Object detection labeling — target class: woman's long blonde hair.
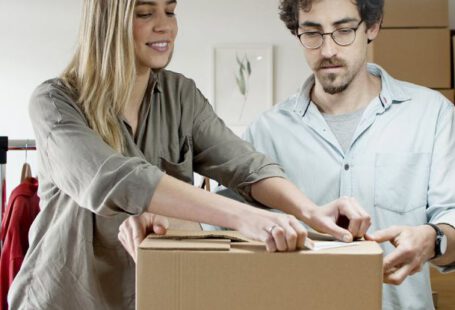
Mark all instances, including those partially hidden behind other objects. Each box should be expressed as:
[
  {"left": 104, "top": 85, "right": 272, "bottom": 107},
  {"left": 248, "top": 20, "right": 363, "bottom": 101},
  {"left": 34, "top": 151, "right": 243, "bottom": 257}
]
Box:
[{"left": 61, "top": 0, "right": 137, "bottom": 153}]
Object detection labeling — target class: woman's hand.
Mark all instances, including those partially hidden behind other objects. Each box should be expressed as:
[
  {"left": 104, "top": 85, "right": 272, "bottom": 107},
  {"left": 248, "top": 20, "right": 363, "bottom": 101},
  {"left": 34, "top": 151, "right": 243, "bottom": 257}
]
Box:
[
  {"left": 237, "top": 210, "right": 313, "bottom": 252},
  {"left": 308, "top": 196, "right": 371, "bottom": 242},
  {"left": 118, "top": 212, "right": 169, "bottom": 262}
]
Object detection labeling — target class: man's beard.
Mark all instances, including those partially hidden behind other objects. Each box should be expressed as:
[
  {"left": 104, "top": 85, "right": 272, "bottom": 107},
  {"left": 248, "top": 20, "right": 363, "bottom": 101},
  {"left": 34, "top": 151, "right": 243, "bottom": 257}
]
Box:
[{"left": 316, "top": 57, "right": 354, "bottom": 95}]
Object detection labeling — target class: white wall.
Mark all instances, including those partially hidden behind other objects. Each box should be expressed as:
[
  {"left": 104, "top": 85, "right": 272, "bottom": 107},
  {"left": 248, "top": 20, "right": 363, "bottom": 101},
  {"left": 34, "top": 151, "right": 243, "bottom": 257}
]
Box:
[
  {"left": 0, "top": 1, "right": 82, "bottom": 201},
  {"left": 0, "top": 0, "right": 454, "bottom": 200}
]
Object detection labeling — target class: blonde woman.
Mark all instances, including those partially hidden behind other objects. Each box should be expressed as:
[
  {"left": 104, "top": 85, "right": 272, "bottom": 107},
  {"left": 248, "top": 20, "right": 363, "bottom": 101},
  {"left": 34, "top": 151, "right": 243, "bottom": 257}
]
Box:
[{"left": 8, "top": 0, "right": 370, "bottom": 308}]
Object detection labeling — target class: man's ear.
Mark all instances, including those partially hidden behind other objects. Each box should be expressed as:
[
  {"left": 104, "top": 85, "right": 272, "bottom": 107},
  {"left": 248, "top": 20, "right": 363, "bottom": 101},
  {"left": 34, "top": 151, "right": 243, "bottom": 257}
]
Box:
[{"left": 366, "top": 21, "right": 381, "bottom": 43}]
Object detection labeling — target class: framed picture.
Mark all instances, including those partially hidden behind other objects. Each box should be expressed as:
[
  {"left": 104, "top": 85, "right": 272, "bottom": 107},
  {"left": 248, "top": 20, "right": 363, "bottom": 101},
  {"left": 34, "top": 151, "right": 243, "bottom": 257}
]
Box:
[{"left": 213, "top": 44, "right": 273, "bottom": 129}]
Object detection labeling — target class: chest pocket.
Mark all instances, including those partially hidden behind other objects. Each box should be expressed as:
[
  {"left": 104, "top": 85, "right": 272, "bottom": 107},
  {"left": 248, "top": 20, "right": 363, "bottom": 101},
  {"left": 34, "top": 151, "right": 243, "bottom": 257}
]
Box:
[
  {"left": 374, "top": 152, "right": 430, "bottom": 213},
  {"left": 160, "top": 136, "right": 194, "bottom": 184}
]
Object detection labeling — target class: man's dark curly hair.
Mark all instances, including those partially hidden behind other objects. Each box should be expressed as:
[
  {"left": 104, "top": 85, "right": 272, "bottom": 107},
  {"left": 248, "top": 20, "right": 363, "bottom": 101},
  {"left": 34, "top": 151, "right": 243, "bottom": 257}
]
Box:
[{"left": 279, "top": 0, "right": 384, "bottom": 35}]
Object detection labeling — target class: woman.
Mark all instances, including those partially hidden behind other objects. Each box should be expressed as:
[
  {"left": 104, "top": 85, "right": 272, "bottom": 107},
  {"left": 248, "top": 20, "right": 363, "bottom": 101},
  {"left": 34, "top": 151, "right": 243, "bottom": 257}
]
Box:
[{"left": 8, "top": 0, "right": 370, "bottom": 309}]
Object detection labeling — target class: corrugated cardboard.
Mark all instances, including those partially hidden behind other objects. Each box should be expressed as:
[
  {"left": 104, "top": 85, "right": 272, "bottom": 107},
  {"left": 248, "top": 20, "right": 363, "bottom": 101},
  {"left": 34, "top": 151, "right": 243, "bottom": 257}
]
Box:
[
  {"left": 431, "top": 267, "right": 455, "bottom": 309},
  {"left": 452, "top": 35, "right": 454, "bottom": 89},
  {"left": 137, "top": 230, "right": 383, "bottom": 310},
  {"left": 382, "top": 0, "right": 448, "bottom": 28},
  {"left": 370, "top": 29, "right": 451, "bottom": 88},
  {"left": 436, "top": 89, "right": 454, "bottom": 103}
]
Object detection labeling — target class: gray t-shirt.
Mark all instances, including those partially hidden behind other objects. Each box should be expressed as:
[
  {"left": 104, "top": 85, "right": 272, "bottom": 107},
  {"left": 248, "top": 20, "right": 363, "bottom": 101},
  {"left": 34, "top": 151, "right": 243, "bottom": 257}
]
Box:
[
  {"left": 8, "top": 70, "right": 286, "bottom": 310},
  {"left": 322, "top": 107, "right": 366, "bottom": 153}
]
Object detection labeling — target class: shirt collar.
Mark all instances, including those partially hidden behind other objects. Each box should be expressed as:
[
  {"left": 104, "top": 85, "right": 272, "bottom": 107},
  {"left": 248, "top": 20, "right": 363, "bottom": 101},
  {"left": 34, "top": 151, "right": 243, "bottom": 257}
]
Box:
[{"left": 293, "top": 63, "right": 412, "bottom": 117}]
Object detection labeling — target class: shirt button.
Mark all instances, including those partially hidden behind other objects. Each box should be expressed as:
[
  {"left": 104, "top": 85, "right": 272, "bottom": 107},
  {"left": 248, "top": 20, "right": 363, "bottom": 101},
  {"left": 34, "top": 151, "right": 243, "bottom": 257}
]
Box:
[{"left": 344, "top": 164, "right": 350, "bottom": 171}]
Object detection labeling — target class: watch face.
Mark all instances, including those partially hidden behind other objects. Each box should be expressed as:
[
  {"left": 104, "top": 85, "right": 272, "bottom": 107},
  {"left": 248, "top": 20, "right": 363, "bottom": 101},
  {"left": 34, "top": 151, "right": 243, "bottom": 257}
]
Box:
[{"left": 440, "top": 235, "right": 448, "bottom": 255}]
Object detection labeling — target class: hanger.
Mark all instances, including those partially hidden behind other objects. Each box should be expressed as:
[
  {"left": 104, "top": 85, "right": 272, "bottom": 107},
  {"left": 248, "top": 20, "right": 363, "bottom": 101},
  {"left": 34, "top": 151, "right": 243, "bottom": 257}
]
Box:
[{"left": 20, "top": 141, "right": 32, "bottom": 182}]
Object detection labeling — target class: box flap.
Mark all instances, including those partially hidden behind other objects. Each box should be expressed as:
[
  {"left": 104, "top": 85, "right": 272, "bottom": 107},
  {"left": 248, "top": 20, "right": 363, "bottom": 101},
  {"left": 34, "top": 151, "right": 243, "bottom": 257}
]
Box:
[
  {"left": 141, "top": 238, "right": 231, "bottom": 251},
  {"left": 145, "top": 230, "right": 251, "bottom": 242},
  {"left": 141, "top": 230, "right": 320, "bottom": 251}
]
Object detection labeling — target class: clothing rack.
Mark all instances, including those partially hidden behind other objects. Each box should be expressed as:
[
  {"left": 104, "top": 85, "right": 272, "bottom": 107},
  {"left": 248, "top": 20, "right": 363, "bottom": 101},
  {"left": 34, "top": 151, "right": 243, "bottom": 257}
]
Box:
[{"left": 0, "top": 137, "right": 36, "bottom": 226}]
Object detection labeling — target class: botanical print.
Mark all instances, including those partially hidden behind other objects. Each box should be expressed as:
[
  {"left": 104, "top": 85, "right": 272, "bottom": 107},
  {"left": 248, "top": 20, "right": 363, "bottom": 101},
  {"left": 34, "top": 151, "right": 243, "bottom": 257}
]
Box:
[{"left": 214, "top": 45, "right": 273, "bottom": 131}]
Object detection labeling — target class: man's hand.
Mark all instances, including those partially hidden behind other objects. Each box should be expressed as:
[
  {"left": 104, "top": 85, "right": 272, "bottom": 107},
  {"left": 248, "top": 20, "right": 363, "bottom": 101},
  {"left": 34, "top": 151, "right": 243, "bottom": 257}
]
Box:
[
  {"left": 365, "top": 225, "right": 436, "bottom": 285},
  {"left": 118, "top": 212, "right": 169, "bottom": 262},
  {"left": 308, "top": 197, "right": 371, "bottom": 242}
]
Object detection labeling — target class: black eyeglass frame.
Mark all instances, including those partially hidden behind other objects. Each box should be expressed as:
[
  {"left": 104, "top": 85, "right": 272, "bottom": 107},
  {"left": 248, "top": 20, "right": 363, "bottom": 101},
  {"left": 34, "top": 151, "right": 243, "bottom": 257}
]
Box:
[{"left": 297, "top": 20, "right": 364, "bottom": 49}]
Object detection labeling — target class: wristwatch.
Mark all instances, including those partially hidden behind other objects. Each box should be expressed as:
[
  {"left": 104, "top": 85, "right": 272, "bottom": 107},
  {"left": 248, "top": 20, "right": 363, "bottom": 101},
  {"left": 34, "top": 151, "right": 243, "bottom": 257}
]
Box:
[{"left": 426, "top": 223, "right": 448, "bottom": 260}]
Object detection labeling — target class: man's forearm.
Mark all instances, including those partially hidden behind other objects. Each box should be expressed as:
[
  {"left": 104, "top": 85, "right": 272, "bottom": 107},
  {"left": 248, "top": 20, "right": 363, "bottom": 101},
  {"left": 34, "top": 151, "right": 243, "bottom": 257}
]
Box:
[{"left": 250, "top": 177, "right": 316, "bottom": 221}]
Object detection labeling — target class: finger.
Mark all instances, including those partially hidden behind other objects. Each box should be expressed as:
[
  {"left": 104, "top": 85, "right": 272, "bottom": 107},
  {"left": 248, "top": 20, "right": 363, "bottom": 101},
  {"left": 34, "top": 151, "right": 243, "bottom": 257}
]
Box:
[
  {"left": 118, "top": 230, "right": 127, "bottom": 251},
  {"left": 271, "top": 226, "right": 288, "bottom": 252},
  {"left": 368, "top": 226, "right": 402, "bottom": 243},
  {"left": 118, "top": 229, "right": 136, "bottom": 262},
  {"left": 358, "top": 219, "right": 371, "bottom": 239},
  {"left": 384, "top": 262, "right": 415, "bottom": 285},
  {"left": 265, "top": 233, "right": 277, "bottom": 253},
  {"left": 348, "top": 217, "right": 362, "bottom": 239},
  {"left": 121, "top": 220, "right": 137, "bottom": 259},
  {"left": 321, "top": 219, "right": 353, "bottom": 242},
  {"left": 131, "top": 221, "right": 145, "bottom": 252},
  {"left": 383, "top": 248, "right": 410, "bottom": 274},
  {"left": 338, "top": 199, "right": 363, "bottom": 237},
  {"left": 289, "top": 219, "right": 310, "bottom": 250},
  {"left": 281, "top": 222, "right": 297, "bottom": 251},
  {"left": 153, "top": 215, "right": 169, "bottom": 235},
  {"left": 153, "top": 225, "right": 167, "bottom": 235},
  {"left": 149, "top": 214, "right": 169, "bottom": 229},
  {"left": 349, "top": 198, "right": 371, "bottom": 237},
  {"left": 408, "top": 264, "right": 423, "bottom": 276},
  {"left": 159, "top": 216, "right": 170, "bottom": 229},
  {"left": 364, "top": 232, "right": 375, "bottom": 241}
]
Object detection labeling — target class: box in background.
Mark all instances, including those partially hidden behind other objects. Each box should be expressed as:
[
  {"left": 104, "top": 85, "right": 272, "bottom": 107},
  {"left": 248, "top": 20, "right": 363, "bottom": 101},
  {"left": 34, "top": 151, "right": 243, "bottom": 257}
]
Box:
[
  {"left": 369, "top": 28, "right": 451, "bottom": 89},
  {"left": 137, "top": 230, "right": 383, "bottom": 310},
  {"left": 436, "top": 89, "right": 454, "bottom": 103},
  {"left": 382, "top": 0, "right": 448, "bottom": 28},
  {"left": 430, "top": 266, "right": 455, "bottom": 310},
  {"left": 452, "top": 34, "right": 454, "bottom": 89}
]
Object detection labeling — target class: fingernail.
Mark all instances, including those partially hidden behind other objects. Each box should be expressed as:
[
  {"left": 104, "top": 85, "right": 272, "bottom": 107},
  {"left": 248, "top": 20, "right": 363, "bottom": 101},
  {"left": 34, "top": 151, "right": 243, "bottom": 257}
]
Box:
[{"left": 343, "top": 235, "right": 352, "bottom": 242}]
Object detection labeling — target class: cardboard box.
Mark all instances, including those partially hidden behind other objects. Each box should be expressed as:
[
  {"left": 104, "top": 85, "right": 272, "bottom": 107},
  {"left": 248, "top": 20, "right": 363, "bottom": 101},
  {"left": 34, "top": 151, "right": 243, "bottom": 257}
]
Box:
[
  {"left": 431, "top": 267, "right": 455, "bottom": 309},
  {"left": 436, "top": 89, "right": 454, "bottom": 103},
  {"left": 370, "top": 29, "right": 451, "bottom": 89},
  {"left": 382, "top": 0, "right": 448, "bottom": 28},
  {"left": 137, "top": 230, "right": 383, "bottom": 310},
  {"left": 452, "top": 35, "right": 454, "bottom": 89}
]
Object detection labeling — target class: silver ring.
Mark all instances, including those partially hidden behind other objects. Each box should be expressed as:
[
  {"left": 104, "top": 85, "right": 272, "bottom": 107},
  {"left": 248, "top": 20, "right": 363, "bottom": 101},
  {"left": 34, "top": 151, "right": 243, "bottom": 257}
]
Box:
[{"left": 267, "top": 224, "right": 277, "bottom": 234}]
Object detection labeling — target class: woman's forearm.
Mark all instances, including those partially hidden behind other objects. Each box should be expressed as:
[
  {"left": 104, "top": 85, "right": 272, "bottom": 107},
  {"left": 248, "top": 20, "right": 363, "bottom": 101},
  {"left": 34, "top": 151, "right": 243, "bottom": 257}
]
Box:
[
  {"left": 148, "top": 174, "right": 260, "bottom": 230},
  {"left": 250, "top": 177, "right": 317, "bottom": 221}
]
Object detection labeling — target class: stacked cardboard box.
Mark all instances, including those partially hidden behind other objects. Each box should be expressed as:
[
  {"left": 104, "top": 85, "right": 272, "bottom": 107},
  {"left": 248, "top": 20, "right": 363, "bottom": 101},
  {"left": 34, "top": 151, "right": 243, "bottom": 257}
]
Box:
[{"left": 369, "top": 0, "right": 454, "bottom": 103}]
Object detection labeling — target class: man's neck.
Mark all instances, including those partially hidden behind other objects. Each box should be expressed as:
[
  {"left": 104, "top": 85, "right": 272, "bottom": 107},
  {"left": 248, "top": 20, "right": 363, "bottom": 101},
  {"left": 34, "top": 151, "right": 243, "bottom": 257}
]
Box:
[{"left": 311, "top": 67, "right": 381, "bottom": 115}]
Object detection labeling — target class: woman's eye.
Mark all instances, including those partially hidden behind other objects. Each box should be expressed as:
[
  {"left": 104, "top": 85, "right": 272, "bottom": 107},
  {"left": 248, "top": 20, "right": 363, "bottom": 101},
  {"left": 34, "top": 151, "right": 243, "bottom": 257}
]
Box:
[
  {"left": 136, "top": 12, "right": 153, "bottom": 18},
  {"left": 166, "top": 11, "right": 175, "bottom": 16}
]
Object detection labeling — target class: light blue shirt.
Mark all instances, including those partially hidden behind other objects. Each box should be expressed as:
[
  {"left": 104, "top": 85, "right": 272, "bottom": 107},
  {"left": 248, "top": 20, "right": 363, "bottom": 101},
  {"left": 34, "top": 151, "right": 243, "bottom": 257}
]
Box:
[{"left": 244, "top": 64, "right": 455, "bottom": 310}]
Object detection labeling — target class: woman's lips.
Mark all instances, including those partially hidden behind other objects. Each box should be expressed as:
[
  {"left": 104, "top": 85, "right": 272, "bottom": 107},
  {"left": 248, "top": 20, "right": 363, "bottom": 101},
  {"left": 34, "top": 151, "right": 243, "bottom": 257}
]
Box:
[{"left": 146, "top": 41, "right": 170, "bottom": 52}]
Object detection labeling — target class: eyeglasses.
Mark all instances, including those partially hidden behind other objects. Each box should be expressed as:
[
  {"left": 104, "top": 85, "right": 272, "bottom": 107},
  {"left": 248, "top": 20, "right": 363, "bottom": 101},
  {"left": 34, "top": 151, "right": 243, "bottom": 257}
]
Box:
[{"left": 297, "top": 20, "right": 364, "bottom": 49}]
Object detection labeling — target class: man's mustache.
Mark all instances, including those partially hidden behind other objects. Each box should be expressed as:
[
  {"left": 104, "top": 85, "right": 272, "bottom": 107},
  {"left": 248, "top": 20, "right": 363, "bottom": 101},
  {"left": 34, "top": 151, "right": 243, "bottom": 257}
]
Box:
[{"left": 318, "top": 58, "right": 346, "bottom": 69}]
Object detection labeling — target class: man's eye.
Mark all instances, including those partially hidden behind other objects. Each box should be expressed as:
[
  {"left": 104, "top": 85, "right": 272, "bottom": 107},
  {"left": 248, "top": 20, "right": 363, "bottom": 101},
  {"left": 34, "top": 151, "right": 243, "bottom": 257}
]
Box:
[
  {"left": 337, "top": 29, "right": 352, "bottom": 34},
  {"left": 166, "top": 11, "right": 175, "bottom": 16},
  {"left": 304, "top": 32, "right": 321, "bottom": 37}
]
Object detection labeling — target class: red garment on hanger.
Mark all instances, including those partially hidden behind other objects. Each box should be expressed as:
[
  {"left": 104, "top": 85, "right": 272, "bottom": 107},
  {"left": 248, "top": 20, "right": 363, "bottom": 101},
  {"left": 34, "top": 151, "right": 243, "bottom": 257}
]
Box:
[{"left": 0, "top": 178, "right": 39, "bottom": 310}]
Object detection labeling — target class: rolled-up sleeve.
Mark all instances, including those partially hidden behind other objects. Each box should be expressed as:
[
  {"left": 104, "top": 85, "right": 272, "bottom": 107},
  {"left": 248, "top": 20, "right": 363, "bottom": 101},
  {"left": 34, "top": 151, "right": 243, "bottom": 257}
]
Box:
[
  {"left": 427, "top": 100, "right": 455, "bottom": 271},
  {"left": 30, "top": 81, "right": 164, "bottom": 217},
  {"left": 188, "top": 84, "right": 286, "bottom": 201}
]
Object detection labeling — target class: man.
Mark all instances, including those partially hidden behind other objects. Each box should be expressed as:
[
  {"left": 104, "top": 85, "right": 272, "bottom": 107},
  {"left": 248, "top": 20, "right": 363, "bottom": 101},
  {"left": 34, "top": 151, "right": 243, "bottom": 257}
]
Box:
[{"left": 244, "top": 0, "right": 455, "bottom": 309}]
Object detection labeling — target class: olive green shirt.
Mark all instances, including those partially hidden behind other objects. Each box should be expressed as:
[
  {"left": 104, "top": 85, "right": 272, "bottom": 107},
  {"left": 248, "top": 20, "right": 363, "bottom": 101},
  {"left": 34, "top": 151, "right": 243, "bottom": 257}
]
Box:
[{"left": 8, "top": 70, "right": 285, "bottom": 310}]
